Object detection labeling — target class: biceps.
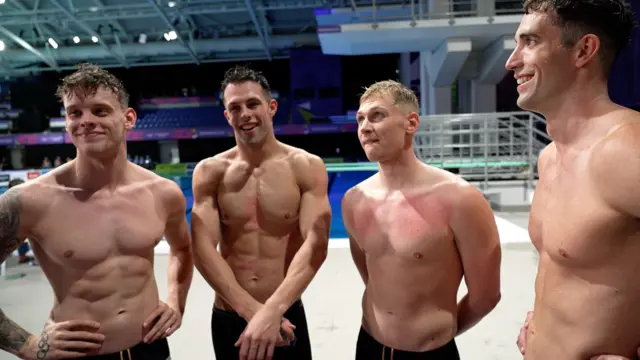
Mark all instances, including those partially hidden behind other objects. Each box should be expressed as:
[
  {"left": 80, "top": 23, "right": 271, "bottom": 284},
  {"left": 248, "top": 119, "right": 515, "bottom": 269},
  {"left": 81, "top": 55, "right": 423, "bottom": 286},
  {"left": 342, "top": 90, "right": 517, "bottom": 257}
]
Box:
[
  {"left": 190, "top": 202, "right": 223, "bottom": 246},
  {"left": 0, "top": 191, "right": 26, "bottom": 262}
]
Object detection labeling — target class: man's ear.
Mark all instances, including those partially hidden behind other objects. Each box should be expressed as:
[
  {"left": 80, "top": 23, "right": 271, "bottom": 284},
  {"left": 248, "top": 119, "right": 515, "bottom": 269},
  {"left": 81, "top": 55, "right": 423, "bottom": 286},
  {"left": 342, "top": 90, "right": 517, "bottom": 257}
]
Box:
[
  {"left": 406, "top": 111, "right": 420, "bottom": 134},
  {"left": 268, "top": 98, "right": 278, "bottom": 117},
  {"left": 123, "top": 108, "right": 137, "bottom": 130},
  {"left": 574, "top": 33, "right": 600, "bottom": 69}
]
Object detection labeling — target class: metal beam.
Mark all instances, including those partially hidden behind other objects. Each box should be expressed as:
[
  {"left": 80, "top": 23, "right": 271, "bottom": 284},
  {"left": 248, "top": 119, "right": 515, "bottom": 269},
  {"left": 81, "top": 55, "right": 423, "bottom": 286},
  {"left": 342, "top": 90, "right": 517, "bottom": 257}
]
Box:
[
  {"left": 0, "top": 34, "right": 318, "bottom": 63},
  {"left": 0, "top": 55, "right": 291, "bottom": 76},
  {"left": 0, "top": 26, "right": 58, "bottom": 69},
  {"left": 244, "top": 0, "right": 271, "bottom": 60},
  {"left": 92, "top": 0, "right": 130, "bottom": 39},
  {"left": 0, "top": 1, "right": 330, "bottom": 26},
  {"left": 147, "top": 0, "right": 200, "bottom": 65},
  {"left": 48, "top": 0, "right": 129, "bottom": 67}
]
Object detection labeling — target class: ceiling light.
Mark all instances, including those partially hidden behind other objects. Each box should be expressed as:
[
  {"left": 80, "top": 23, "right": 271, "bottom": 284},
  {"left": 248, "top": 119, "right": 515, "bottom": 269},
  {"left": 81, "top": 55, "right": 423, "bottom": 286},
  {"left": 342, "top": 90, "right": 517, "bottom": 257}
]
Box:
[
  {"left": 0, "top": 41, "right": 5, "bottom": 51},
  {"left": 91, "top": 36, "right": 98, "bottom": 43},
  {"left": 73, "top": 36, "right": 80, "bottom": 44},
  {"left": 48, "top": 38, "right": 58, "bottom": 49}
]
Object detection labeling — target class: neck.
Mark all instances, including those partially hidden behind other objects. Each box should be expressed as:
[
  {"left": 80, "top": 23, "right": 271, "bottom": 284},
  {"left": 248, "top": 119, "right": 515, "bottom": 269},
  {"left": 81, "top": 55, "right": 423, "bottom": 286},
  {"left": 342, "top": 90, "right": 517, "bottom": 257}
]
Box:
[
  {"left": 377, "top": 148, "right": 421, "bottom": 190},
  {"left": 74, "top": 147, "right": 129, "bottom": 192},
  {"left": 237, "top": 133, "right": 279, "bottom": 165},
  {"left": 541, "top": 75, "right": 614, "bottom": 146}
]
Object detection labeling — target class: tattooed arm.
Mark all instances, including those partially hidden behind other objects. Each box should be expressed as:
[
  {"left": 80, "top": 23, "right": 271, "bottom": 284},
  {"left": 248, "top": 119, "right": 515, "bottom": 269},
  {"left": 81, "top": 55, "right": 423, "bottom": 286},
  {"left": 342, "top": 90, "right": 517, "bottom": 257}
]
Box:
[
  {"left": 0, "top": 309, "right": 32, "bottom": 358},
  {"left": 0, "top": 186, "right": 24, "bottom": 264},
  {"left": 0, "top": 185, "right": 40, "bottom": 359}
]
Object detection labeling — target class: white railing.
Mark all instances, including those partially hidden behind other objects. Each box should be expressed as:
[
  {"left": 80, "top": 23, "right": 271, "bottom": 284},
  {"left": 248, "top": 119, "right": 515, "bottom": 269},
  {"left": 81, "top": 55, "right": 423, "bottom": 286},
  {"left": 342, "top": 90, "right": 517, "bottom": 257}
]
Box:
[{"left": 413, "top": 111, "right": 550, "bottom": 190}]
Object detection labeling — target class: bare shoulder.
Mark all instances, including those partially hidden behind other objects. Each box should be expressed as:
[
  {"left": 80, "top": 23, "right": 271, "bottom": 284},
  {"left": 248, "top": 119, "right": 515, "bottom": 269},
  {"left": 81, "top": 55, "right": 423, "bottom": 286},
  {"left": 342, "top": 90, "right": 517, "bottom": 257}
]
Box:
[
  {"left": 342, "top": 173, "right": 378, "bottom": 210},
  {"left": 537, "top": 142, "right": 556, "bottom": 171},
  {"left": 285, "top": 145, "right": 326, "bottom": 173},
  {"left": 193, "top": 150, "right": 234, "bottom": 180},
  {"left": 590, "top": 113, "right": 640, "bottom": 212}
]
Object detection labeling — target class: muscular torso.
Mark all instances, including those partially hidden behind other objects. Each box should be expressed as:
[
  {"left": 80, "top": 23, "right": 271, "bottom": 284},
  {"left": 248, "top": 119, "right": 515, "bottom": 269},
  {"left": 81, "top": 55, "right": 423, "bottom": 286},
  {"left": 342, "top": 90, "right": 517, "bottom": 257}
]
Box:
[
  {"left": 27, "top": 169, "right": 168, "bottom": 354},
  {"left": 527, "top": 144, "right": 640, "bottom": 360},
  {"left": 347, "top": 174, "right": 462, "bottom": 352},
  {"left": 214, "top": 149, "right": 304, "bottom": 309}
]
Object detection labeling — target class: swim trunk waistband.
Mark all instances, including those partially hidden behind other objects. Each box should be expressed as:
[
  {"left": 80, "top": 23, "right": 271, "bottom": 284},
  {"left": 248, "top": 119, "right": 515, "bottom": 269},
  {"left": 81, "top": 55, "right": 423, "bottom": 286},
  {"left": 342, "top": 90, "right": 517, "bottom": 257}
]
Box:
[
  {"left": 80, "top": 338, "right": 170, "bottom": 360},
  {"left": 355, "top": 326, "right": 460, "bottom": 360}
]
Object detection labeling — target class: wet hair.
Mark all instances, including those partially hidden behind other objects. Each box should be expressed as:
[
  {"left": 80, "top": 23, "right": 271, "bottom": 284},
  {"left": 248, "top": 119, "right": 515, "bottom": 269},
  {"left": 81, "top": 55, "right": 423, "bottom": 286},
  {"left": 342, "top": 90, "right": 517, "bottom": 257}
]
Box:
[
  {"left": 360, "top": 80, "right": 419, "bottom": 113},
  {"left": 8, "top": 178, "right": 24, "bottom": 188},
  {"left": 523, "top": 0, "right": 636, "bottom": 75},
  {"left": 220, "top": 65, "right": 272, "bottom": 103},
  {"left": 56, "top": 63, "right": 129, "bottom": 109}
]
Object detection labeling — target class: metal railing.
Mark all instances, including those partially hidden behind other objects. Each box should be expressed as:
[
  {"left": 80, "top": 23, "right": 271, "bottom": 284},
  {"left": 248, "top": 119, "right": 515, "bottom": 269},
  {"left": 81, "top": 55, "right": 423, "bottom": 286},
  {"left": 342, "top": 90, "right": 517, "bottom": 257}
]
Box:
[
  {"left": 344, "top": 0, "right": 524, "bottom": 23},
  {"left": 413, "top": 111, "right": 550, "bottom": 190}
]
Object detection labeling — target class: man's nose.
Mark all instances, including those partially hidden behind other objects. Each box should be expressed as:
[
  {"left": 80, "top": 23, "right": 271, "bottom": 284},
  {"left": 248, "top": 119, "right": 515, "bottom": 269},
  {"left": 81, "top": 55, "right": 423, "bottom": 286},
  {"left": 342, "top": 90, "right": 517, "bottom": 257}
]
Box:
[{"left": 505, "top": 48, "right": 522, "bottom": 71}]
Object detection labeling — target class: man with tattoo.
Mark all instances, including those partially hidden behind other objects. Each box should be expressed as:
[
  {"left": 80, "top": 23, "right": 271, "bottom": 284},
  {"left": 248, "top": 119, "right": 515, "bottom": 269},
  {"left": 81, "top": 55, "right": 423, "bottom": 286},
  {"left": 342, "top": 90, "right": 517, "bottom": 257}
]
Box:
[{"left": 0, "top": 63, "right": 194, "bottom": 360}]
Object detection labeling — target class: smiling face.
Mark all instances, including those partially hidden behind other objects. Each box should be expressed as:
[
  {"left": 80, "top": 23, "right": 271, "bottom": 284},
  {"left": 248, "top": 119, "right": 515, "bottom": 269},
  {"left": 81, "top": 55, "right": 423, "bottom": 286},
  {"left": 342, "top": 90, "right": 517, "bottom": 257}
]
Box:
[
  {"left": 64, "top": 86, "right": 136, "bottom": 158},
  {"left": 356, "top": 89, "right": 419, "bottom": 163},
  {"left": 505, "top": 12, "right": 579, "bottom": 112},
  {"left": 223, "top": 81, "right": 277, "bottom": 146}
]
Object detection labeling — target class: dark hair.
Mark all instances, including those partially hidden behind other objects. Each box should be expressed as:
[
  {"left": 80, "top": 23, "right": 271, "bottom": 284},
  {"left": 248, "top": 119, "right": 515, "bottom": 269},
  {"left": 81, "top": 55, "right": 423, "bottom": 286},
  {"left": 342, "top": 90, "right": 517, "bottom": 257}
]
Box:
[
  {"left": 56, "top": 63, "right": 129, "bottom": 109},
  {"left": 220, "top": 65, "right": 272, "bottom": 103},
  {"left": 8, "top": 178, "right": 24, "bottom": 188},
  {"left": 524, "top": 0, "right": 636, "bottom": 75}
]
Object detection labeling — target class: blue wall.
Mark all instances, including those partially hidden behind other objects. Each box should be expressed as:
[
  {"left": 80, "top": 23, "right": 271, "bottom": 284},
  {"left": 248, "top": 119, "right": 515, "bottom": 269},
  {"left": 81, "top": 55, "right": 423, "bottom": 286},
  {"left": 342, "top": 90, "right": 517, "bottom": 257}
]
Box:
[
  {"left": 176, "top": 170, "right": 374, "bottom": 240},
  {"left": 608, "top": 0, "right": 640, "bottom": 108}
]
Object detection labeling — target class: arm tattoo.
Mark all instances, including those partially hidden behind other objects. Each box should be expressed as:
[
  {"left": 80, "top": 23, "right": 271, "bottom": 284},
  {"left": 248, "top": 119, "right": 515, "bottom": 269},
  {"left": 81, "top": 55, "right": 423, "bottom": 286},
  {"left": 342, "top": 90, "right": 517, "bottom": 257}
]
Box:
[
  {"left": 0, "top": 188, "right": 22, "bottom": 264},
  {"left": 0, "top": 308, "right": 32, "bottom": 356}
]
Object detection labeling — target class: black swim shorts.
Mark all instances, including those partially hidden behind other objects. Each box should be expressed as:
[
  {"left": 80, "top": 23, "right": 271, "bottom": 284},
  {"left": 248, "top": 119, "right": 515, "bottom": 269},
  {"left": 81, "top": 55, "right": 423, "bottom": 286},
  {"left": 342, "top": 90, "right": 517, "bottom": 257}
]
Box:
[
  {"left": 211, "top": 300, "right": 312, "bottom": 360},
  {"left": 81, "top": 338, "right": 170, "bottom": 359},
  {"left": 355, "top": 326, "right": 460, "bottom": 360}
]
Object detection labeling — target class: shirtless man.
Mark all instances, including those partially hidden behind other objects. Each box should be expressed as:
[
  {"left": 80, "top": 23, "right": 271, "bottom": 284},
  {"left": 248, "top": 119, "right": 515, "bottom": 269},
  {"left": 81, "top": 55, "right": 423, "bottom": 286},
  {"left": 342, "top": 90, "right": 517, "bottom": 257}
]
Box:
[
  {"left": 506, "top": 1, "right": 640, "bottom": 359},
  {"left": 191, "top": 65, "right": 331, "bottom": 360},
  {"left": 0, "top": 63, "right": 193, "bottom": 360},
  {"left": 341, "top": 80, "right": 502, "bottom": 359}
]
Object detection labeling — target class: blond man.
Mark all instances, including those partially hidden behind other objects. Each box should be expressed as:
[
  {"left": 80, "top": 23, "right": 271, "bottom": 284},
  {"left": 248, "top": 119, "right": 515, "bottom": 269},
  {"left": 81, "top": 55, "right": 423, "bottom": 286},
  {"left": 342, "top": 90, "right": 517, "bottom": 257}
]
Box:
[{"left": 341, "top": 80, "right": 502, "bottom": 359}]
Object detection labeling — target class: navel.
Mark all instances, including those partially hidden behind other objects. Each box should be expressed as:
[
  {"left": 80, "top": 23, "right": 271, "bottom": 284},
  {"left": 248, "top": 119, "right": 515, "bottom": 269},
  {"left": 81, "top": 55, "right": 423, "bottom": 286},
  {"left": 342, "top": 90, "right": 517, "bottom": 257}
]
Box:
[{"left": 63, "top": 250, "right": 74, "bottom": 258}]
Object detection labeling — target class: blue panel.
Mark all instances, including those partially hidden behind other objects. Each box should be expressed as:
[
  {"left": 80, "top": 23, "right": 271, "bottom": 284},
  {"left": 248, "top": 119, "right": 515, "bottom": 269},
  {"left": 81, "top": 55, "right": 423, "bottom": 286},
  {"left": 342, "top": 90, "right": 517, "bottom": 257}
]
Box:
[
  {"left": 608, "top": 0, "right": 640, "bottom": 108},
  {"left": 328, "top": 171, "right": 375, "bottom": 239},
  {"left": 290, "top": 48, "right": 343, "bottom": 124}
]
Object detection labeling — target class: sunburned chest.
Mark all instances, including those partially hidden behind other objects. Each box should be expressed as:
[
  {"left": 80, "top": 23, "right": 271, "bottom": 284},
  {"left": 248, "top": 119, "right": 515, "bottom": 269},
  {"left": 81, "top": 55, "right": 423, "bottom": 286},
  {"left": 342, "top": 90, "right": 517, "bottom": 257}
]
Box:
[
  {"left": 530, "top": 163, "right": 625, "bottom": 267},
  {"left": 33, "top": 195, "right": 165, "bottom": 267},
  {"left": 217, "top": 165, "right": 301, "bottom": 226},
  {"left": 351, "top": 195, "right": 452, "bottom": 259}
]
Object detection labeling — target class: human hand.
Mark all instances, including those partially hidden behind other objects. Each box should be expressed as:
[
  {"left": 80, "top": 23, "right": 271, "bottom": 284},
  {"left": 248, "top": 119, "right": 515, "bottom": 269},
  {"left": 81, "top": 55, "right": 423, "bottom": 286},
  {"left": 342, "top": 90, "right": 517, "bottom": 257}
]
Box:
[
  {"left": 589, "top": 347, "right": 640, "bottom": 360},
  {"left": 18, "top": 319, "right": 104, "bottom": 360},
  {"left": 235, "top": 304, "right": 295, "bottom": 360},
  {"left": 142, "top": 301, "right": 182, "bottom": 344},
  {"left": 517, "top": 311, "right": 533, "bottom": 355}
]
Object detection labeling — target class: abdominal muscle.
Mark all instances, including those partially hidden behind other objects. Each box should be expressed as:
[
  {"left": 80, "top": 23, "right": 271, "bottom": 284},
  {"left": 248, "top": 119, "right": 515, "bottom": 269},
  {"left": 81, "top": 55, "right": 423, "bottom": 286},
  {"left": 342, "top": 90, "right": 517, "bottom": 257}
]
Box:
[
  {"left": 48, "top": 256, "right": 159, "bottom": 355},
  {"left": 362, "top": 258, "right": 461, "bottom": 352},
  {"left": 216, "top": 231, "right": 298, "bottom": 309}
]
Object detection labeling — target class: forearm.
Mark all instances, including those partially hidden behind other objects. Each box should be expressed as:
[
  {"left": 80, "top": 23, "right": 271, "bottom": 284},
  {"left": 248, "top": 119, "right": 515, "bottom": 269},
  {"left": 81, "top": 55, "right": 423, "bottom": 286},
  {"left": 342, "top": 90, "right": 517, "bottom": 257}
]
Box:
[
  {"left": 455, "top": 292, "right": 500, "bottom": 336},
  {"left": 265, "top": 240, "right": 327, "bottom": 315},
  {"left": 194, "top": 247, "right": 260, "bottom": 319},
  {"left": 0, "top": 308, "right": 32, "bottom": 358},
  {"left": 166, "top": 245, "right": 194, "bottom": 314}
]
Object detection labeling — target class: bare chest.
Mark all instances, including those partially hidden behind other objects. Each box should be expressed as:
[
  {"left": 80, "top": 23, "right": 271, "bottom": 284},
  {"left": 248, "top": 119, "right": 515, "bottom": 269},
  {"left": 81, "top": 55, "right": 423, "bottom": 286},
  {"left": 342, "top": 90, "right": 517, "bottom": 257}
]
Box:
[
  {"left": 33, "top": 193, "right": 165, "bottom": 268},
  {"left": 218, "top": 165, "right": 301, "bottom": 228},
  {"left": 530, "top": 166, "right": 627, "bottom": 267},
  {"left": 351, "top": 195, "right": 452, "bottom": 260}
]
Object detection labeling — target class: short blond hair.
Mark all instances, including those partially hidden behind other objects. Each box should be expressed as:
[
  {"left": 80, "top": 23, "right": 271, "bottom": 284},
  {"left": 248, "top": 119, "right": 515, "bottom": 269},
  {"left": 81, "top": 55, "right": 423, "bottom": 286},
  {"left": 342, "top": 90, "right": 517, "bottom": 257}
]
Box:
[{"left": 360, "top": 80, "right": 419, "bottom": 113}]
